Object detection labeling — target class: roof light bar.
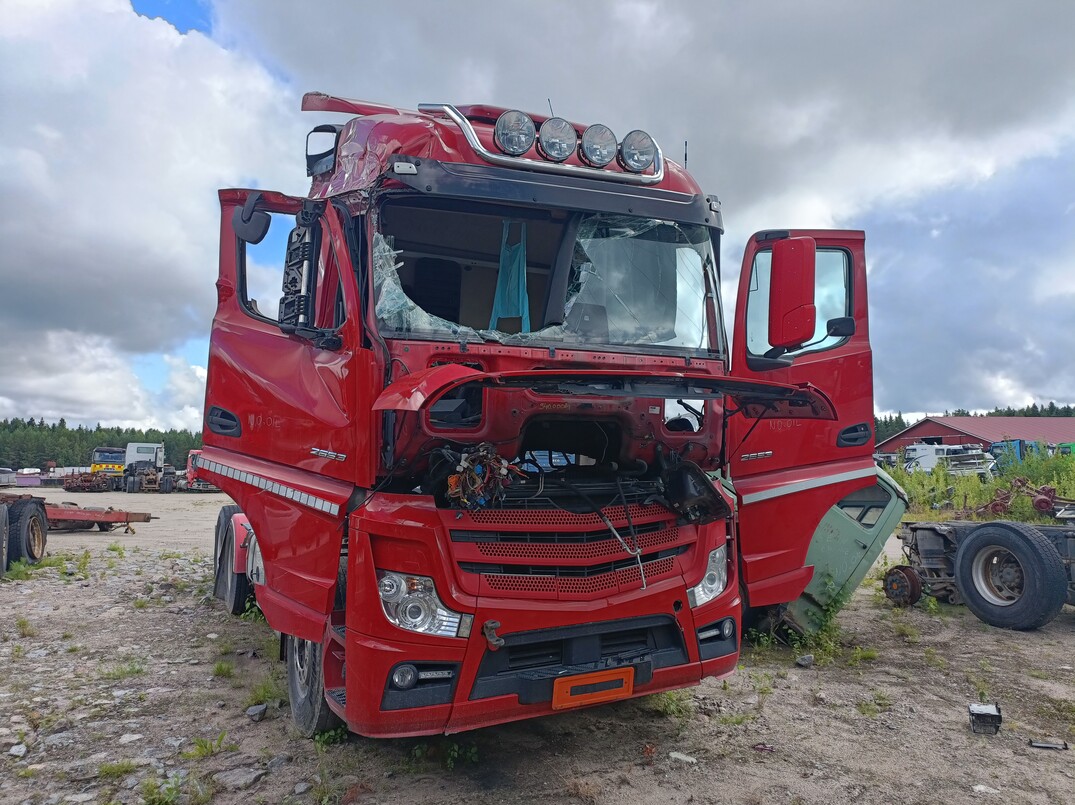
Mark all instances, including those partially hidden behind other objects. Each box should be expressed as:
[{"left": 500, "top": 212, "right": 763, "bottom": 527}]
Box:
[{"left": 418, "top": 103, "right": 664, "bottom": 186}]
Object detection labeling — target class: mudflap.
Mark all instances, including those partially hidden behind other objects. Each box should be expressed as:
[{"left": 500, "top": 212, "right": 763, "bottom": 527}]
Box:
[{"left": 782, "top": 468, "right": 908, "bottom": 633}]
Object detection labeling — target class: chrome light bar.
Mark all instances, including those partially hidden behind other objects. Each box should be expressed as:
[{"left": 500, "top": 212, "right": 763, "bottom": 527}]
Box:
[{"left": 418, "top": 103, "right": 665, "bottom": 186}]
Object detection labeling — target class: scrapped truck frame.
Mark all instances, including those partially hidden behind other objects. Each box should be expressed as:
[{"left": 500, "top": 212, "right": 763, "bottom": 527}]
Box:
[
  {"left": 196, "top": 91, "right": 909, "bottom": 739},
  {"left": 1, "top": 493, "right": 153, "bottom": 577}
]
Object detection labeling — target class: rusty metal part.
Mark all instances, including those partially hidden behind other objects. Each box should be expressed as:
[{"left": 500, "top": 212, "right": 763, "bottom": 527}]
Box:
[
  {"left": 62, "top": 472, "right": 110, "bottom": 493},
  {"left": 883, "top": 565, "right": 923, "bottom": 607}
]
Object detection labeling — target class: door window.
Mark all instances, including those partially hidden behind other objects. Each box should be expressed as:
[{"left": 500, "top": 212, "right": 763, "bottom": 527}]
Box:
[
  {"left": 745, "top": 248, "right": 850, "bottom": 357},
  {"left": 238, "top": 211, "right": 345, "bottom": 328}
]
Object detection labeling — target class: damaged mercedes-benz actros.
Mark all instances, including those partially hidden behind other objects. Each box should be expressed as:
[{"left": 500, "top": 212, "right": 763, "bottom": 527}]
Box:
[{"left": 197, "top": 93, "right": 906, "bottom": 738}]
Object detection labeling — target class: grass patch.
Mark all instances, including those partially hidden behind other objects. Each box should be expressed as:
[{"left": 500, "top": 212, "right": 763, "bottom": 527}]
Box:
[
  {"left": 106, "top": 542, "right": 126, "bottom": 558},
  {"left": 856, "top": 690, "right": 893, "bottom": 718},
  {"left": 212, "top": 661, "right": 234, "bottom": 679},
  {"left": 1027, "top": 669, "right": 1049, "bottom": 680},
  {"left": 244, "top": 672, "right": 287, "bottom": 708},
  {"left": 892, "top": 620, "right": 921, "bottom": 643},
  {"left": 99, "top": 760, "right": 138, "bottom": 778},
  {"left": 133, "top": 598, "right": 149, "bottom": 610},
  {"left": 181, "top": 731, "right": 237, "bottom": 760},
  {"left": 1036, "top": 697, "right": 1075, "bottom": 733},
  {"left": 923, "top": 647, "right": 947, "bottom": 670},
  {"left": 644, "top": 689, "right": 694, "bottom": 722},
  {"left": 847, "top": 646, "right": 879, "bottom": 667},
  {"left": 718, "top": 712, "right": 754, "bottom": 726},
  {"left": 141, "top": 775, "right": 183, "bottom": 805},
  {"left": 406, "top": 736, "right": 477, "bottom": 769},
  {"left": 15, "top": 617, "right": 35, "bottom": 638},
  {"left": 965, "top": 670, "right": 990, "bottom": 702},
  {"left": 101, "top": 660, "right": 146, "bottom": 680},
  {"left": 3, "top": 554, "right": 70, "bottom": 581},
  {"left": 314, "top": 725, "right": 349, "bottom": 751}
]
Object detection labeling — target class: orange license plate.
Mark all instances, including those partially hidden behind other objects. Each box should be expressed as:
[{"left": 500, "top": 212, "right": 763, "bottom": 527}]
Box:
[{"left": 551, "top": 667, "right": 635, "bottom": 710}]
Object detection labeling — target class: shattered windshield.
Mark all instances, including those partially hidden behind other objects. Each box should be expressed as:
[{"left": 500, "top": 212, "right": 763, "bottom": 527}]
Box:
[{"left": 370, "top": 198, "right": 718, "bottom": 355}]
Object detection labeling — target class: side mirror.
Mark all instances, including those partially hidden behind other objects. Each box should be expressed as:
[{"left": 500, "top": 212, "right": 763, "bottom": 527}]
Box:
[
  {"left": 826, "top": 316, "right": 855, "bottom": 337},
  {"left": 232, "top": 193, "right": 270, "bottom": 244},
  {"left": 767, "top": 236, "right": 816, "bottom": 349},
  {"left": 306, "top": 124, "right": 342, "bottom": 177}
]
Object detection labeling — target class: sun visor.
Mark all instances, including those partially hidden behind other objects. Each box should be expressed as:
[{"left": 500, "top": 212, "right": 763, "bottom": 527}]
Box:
[{"left": 373, "top": 366, "right": 836, "bottom": 420}]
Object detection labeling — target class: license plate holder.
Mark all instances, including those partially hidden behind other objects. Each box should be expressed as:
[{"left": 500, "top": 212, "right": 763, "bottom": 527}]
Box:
[{"left": 551, "top": 666, "right": 635, "bottom": 710}]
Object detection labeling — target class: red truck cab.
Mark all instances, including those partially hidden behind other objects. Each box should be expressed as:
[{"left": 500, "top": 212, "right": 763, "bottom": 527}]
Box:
[{"left": 198, "top": 94, "right": 892, "bottom": 737}]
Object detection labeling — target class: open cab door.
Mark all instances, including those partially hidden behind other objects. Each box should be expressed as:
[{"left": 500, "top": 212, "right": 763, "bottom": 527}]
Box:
[{"left": 727, "top": 230, "right": 903, "bottom": 626}]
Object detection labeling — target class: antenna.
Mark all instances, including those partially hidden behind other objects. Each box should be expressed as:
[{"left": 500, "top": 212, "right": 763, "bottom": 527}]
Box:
[
  {"left": 547, "top": 98, "right": 555, "bottom": 117},
  {"left": 684, "top": 140, "right": 688, "bottom": 167}
]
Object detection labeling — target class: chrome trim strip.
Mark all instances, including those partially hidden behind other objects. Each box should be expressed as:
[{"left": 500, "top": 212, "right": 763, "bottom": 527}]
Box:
[
  {"left": 418, "top": 103, "right": 665, "bottom": 186},
  {"left": 192, "top": 454, "right": 340, "bottom": 517},
  {"left": 740, "top": 467, "right": 878, "bottom": 505}
]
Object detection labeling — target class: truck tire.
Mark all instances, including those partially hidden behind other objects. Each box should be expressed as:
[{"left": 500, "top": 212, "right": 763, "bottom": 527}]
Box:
[
  {"left": 216, "top": 518, "right": 251, "bottom": 616},
  {"left": 8, "top": 501, "right": 48, "bottom": 565},
  {"left": 286, "top": 635, "right": 343, "bottom": 738},
  {"left": 954, "top": 522, "right": 1067, "bottom": 630},
  {"left": 126, "top": 476, "right": 140, "bottom": 493},
  {"left": 160, "top": 476, "right": 175, "bottom": 494}
]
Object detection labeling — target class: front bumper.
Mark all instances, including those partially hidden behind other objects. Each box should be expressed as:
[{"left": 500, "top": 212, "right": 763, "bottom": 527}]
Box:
[{"left": 339, "top": 583, "right": 739, "bottom": 737}]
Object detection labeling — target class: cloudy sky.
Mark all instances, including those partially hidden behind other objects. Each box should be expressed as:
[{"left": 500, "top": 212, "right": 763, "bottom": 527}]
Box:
[{"left": 2, "top": 0, "right": 1074, "bottom": 431}]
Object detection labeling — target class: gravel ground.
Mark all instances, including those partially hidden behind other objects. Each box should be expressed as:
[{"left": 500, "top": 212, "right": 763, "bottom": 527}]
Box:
[{"left": 1, "top": 488, "right": 1073, "bottom": 804}]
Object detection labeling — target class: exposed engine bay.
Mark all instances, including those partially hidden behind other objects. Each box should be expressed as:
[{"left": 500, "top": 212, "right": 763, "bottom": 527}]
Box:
[{"left": 418, "top": 440, "right": 730, "bottom": 528}]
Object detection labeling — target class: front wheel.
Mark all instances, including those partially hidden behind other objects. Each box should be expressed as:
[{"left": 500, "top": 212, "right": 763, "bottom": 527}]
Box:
[
  {"left": 216, "top": 519, "right": 251, "bottom": 616},
  {"left": 954, "top": 523, "right": 1067, "bottom": 630},
  {"left": 286, "top": 635, "right": 343, "bottom": 738}
]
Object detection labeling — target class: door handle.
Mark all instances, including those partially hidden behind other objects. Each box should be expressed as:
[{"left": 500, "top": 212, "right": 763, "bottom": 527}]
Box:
[
  {"left": 837, "top": 422, "right": 871, "bottom": 448},
  {"left": 206, "top": 406, "right": 242, "bottom": 437}
]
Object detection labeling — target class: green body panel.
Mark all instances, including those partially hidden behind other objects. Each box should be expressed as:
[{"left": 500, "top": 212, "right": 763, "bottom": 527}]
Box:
[{"left": 782, "top": 468, "right": 908, "bottom": 633}]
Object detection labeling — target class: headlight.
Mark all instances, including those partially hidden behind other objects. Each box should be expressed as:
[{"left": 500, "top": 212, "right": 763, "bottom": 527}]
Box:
[
  {"left": 619, "top": 129, "right": 657, "bottom": 172},
  {"left": 376, "top": 570, "right": 473, "bottom": 638},
  {"left": 687, "top": 544, "right": 728, "bottom": 608},
  {"left": 494, "top": 110, "right": 536, "bottom": 156},
  {"left": 538, "top": 117, "right": 578, "bottom": 162},
  {"left": 580, "top": 124, "right": 618, "bottom": 167}
]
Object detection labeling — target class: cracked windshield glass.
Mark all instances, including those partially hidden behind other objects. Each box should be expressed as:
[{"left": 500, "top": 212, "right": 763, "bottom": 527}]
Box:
[{"left": 372, "top": 199, "right": 716, "bottom": 355}]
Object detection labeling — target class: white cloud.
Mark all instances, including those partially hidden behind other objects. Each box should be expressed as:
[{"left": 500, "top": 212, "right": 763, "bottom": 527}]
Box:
[
  {"left": 3, "top": 0, "right": 1075, "bottom": 429},
  {"left": 0, "top": 0, "right": 307, "bottom": 429}
]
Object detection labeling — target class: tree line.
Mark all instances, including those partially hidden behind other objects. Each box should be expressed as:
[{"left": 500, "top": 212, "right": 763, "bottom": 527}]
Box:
[{"left": 0, "top": 418, "right": 202, "bottom": 471}]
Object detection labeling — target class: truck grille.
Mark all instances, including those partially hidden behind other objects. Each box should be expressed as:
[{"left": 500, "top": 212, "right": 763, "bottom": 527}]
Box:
[{"left": 443, "top": 504, "right": 694, "bottom": 600}]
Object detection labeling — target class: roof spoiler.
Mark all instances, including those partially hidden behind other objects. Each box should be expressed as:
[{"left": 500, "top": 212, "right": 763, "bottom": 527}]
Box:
[{"left": 301, "top": 92, "right": 403, "bottom": 118}]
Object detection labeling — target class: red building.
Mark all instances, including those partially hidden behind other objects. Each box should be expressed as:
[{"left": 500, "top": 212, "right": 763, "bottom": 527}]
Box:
[{"left": 877, "top": 417, "right": 1075, "bottom": 454}]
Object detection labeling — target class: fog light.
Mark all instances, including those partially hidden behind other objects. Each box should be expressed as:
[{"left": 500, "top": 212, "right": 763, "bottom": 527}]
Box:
[
  {"left": 721, "top": 618, "right": 734, "bottom": 639},
  {"left": 580, "top": 124, "right": 617, "bottom": 167},
  {"left": 494, "top": 110, "right": 536, "bottom": 156},
  {"left": 619, "top": 129, "right": 657, "bottom": 172},
  {"left": 538, "top": 117, "right": 578, "bottom": 162},
  {"left": 391, "top": 664, "right": 418, "bottom": 690}
]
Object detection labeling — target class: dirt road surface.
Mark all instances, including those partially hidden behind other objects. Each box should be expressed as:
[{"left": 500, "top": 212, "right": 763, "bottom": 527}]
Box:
[{"left": 1, "top": 489, "right": 1073, "bottom": 804}]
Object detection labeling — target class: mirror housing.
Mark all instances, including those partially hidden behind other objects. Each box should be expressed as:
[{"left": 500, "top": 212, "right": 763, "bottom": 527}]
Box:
[
  {"left": 232, "top": 193, "right": 270, "bottom": 244},
  {"left": 767, "top": 236, "right": 816, "bottom": 349},
  {"left": 306, "top": 124, "right": 342, "bottom": 177},
  {"left": 826, "top": 316, "right": 855, "bottom": 338}
]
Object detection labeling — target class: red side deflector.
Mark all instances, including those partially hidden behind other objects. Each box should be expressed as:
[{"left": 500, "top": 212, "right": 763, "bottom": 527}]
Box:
[{"left": 372, "top": 365, "right": 837, "bottom": 420}]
